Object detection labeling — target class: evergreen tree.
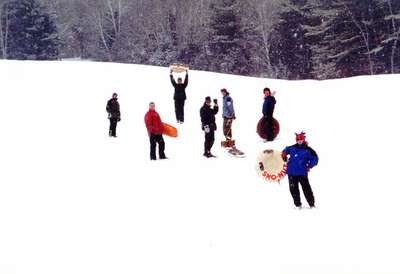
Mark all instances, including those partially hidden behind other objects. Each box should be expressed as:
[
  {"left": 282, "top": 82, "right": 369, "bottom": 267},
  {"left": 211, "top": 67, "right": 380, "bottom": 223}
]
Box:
[
  {"left": 305, "top": 0, "right": 383, "bottom": 79},
  {"left": 270, "top": 0, "right": 314, "bottom": 79},
  {"left": 207, "top": 0, "right": 248, "bottom": 74},
  {"left": 5, "top": 0, "right": 59, "bottom": 60}
]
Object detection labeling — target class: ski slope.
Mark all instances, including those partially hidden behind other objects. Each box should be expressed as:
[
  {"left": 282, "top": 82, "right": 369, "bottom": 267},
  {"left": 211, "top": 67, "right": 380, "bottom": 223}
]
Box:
[{"left": 0, "top": 60, "right": 399, "bottom": 274}]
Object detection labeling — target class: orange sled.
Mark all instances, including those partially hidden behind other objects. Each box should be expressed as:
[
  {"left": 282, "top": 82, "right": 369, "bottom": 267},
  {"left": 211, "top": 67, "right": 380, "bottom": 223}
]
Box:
[{"left": 162, "top": 123, "right": 178, "bottom": 138}]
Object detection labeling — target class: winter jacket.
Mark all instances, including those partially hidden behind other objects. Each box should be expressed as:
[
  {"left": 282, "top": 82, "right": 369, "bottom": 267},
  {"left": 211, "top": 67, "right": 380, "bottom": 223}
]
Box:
[
  {"left": 170, "top": 73, "right": 188, "bottom": 101},
  {"left": 262, "top": 95, "right": 276, "bottom": 118},
  {"left": 144, "top": 110, "right": 164, "bottom": 136},
  {"left": 282, "top": 143, "right": 319, "bottom": 176},
  {"left": 106, "top": 98, "right": 120, "bottom": 120},
  {"left": 200, "top": 104, "right": 219, "bottom": 131},
  {"left": 222, "top": 95, "right": 235, "bottom": 118}
]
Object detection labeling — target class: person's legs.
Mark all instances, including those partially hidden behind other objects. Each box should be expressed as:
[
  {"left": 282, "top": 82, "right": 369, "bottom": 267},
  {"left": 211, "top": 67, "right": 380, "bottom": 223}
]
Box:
[
  {"left": 157, "top": 135, "right": 166, "bottom": 159},
  {"left": 223, "top": 118, "right": 232, "bottom": 140},
  {"left": 110, "top": 118, "right": 118, "bottom": 137},
  {"left": 264, "top": 116, "right": 273, "bottom": 141},
  {"left": 299, "top": 176, "right": 315, "bottom": 207},
  {"left": 174, "top": 100, "right": 180, "bottom": 122},
  {"left": 204, "top": 132, "right": 210, "bottom": 155},
  {"left": 150, "top": 135, "right": 157, "bottom": 160},
  {"left": 207, "top": 130, "right": 215, "bottom": 155},
  {"left": 179, "top": 100, "right": 185, "bottom": 122},
  {"left": 289, "top": 176, "right": 302, "bottom": 207}
]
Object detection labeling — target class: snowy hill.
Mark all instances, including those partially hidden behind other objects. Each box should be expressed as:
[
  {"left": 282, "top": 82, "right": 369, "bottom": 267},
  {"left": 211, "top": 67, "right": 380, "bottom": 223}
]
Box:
[{"left": 0, "top": 60, "right": 399, "bottom": 274}]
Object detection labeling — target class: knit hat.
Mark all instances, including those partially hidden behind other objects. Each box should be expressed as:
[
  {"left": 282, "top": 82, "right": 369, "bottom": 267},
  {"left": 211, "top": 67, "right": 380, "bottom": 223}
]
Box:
[
  {"left": 295, "top": 131, "right": 306, "bottom": 142},
  {"left": 205, "top": 96, "right": 211, "bottom": 102}
]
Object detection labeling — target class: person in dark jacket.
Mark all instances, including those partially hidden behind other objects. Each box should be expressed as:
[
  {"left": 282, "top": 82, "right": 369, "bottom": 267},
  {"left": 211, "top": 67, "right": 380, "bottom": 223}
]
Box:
[
  {"left": 106, "top": 92, "right": 121, "bottom": 137},
  {"left": 200, "top": 96, "right": 219, "bottom": 158},
  {"left": 262, "top": 87, "right": 276, "bottom": 141},
  {"left": 170, "top": 69, "right": 189, "bottom": 124},
  {"left": 221, "top": 88, "right": 235, "bottom": 141},
  {"left": 282, "top": 132, "right": 319, "bottom": 209},
  {"left": 144, "top": 102, "right": 167, "bottom": 160}
]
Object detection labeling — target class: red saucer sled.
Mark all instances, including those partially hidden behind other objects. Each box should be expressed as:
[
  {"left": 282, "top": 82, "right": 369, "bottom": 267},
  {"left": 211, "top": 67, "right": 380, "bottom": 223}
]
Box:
[
  {"left": 256, "top": 117, "right": 280, "bottom": 140},
  {"left": 162, "top": 123, "right": 178, "bottom": 138}
]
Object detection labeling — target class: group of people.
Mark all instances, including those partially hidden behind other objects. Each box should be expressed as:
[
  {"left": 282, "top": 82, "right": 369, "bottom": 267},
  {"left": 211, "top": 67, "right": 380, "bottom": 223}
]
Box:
[{"left": 106, "top": 69, "right": 319, "bottom": 209}]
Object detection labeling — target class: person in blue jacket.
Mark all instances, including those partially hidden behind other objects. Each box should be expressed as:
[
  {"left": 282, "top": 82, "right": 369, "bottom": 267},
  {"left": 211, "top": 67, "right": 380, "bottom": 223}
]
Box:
[
  {"left": 221, "top": 88, "right": 235, "bottom": 140},
  {"left": 262, "top": 87, "right": 276, "bottom": 141},
  {"left": 282, "top": 132, "right": 319, "bottom": 209}
]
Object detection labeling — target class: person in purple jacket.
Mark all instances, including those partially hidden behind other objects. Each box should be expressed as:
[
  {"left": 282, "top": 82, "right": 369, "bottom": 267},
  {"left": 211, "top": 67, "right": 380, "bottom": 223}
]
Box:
[{"left": 282, "top": 132, "right": 319, "bottom": 209}]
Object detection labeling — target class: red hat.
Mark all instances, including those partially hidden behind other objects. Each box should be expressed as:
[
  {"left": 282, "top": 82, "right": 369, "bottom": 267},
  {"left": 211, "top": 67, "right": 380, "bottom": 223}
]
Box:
[{"left": 295, "top": 131, "right": 306, "bottom": 141}]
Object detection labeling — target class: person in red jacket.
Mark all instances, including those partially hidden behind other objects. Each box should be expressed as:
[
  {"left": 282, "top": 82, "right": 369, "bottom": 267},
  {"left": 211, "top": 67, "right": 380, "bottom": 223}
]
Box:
[{"left": 144, "top": 102, "right": 167, "bottom": 160}]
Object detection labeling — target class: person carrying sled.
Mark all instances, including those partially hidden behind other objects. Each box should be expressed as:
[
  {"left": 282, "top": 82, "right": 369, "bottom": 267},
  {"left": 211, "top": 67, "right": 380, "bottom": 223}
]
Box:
[
  {"left": 144, "top": 102, "right": 167, "bottom": 160},
  {"left": 262, "top": 87, "right": 276, "bottom": 141},
  {"left": 221, "top": 88, "right": 235, "bottom": 141},
  {"left": 200, "top": 96, "right": 219, "bottom": 158},
  {"left": 106, "top": 92, "right": 121, "bottom": 137},
  {"left": 170, "top": 69, "right": 189, "bottom": 124},
  {"left": 281, "top": 132, "right": 319, "bottom": 209}
]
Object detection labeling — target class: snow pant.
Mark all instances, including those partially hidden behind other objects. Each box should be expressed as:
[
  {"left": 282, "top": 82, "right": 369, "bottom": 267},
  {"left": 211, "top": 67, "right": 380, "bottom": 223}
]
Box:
[
  {"left": 263, "top": 116, "right": 274, "bottom": 141},
  {"left": 150, "top": 134, "right": 166, "bottom": 160},
  {"left": 223, "top": 118, "right": 233, "bottom": 140},
  {"left": 288, "top": 175, "right": 315, "bottom": 207},
  {"left": 109, "top": 118, "right": 118, "bottom": 137},
  {"left": 204, "top": 129, "right": 215, "bottom": 154},
  {"left": 174, "top": 99, "right": 185, "bottom": 122}
]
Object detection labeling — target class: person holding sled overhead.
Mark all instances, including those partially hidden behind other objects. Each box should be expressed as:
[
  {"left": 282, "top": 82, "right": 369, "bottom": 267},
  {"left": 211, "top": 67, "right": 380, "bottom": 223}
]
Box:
[
  {"left": 144, "top": 102, "right": 167, "bottom": 160},
  {"left": 200, "top": 96, "right": 219, "bottom": 158},
  {"left": 170, "top": 68, "right": 188, "bottom": 124},
  {"left": 281, "top": 132, "right": 319, "bottom": 209},
  {"left": 106, "top": 92, "right": 121, "bottom": 137},
  {"left": 262, "top": 87, "right": 276, "bottom": 141}
]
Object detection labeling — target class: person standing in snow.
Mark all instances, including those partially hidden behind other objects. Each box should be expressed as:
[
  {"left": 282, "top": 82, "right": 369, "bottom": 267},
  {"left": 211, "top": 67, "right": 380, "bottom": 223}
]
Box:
[
  {"left": 221, "top": 88, "right": 235, "bottom": 141},
  {"left": 200, "top": 96, "right": 219, "bottom": 158},
  {"left": 144, "top": 102, "right": 167, "bottom": 160},
  {"left": 281, "top": 132, "right": 319, "bottom": 209},
  {"left": 262, "top": 87, "right": 276, "bottom": 141},
  {"left": 106, "top": 92, "right": 121, "bottom": 137},
  {"left": 170, "top": 69, "right": 189, "bottom": 124}
]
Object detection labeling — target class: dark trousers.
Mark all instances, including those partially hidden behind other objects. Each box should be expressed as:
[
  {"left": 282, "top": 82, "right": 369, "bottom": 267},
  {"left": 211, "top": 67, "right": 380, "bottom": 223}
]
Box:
[
  {"left": 264, "top": 116, "right": 274, "bottom": 141},
  {"left": 109, "top": 118, "right": 118, "bottom": 136},
  {"left": 204, "top": 130, "right": 215, "bottom": 154},
  {"left": 223, "top": 118, "right": 233, "bottom": 140},
  {"left": 288, "top": 175, "right": 315, "bottom": 207},
  {"left": 150, "top": 134, "right": 165, "bottom": 160},
  {"left": 174, "top": 99, "right": 185, "bottom": 122}
]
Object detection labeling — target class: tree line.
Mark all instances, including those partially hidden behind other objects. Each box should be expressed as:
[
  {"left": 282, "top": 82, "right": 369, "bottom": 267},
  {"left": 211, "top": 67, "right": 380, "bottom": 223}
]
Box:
[{"left": 0, "top": 0, "right": 399, "bottom": 79}]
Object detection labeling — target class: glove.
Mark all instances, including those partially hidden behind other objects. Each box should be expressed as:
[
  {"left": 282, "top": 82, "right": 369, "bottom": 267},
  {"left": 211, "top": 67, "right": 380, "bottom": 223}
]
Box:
[
  {"left": 232, "top": 114, "right": 236, "bottom": 120},
  {"left": 213, "top": 99, "right": 218, "bottom": 104},
  {"left": 281, "top": 152, "right": 288, "bottom": 162}
]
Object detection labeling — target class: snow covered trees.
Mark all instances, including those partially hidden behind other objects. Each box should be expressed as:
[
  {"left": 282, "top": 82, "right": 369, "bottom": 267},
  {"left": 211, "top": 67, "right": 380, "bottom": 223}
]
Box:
[
  {"left": 1, "top": 0, "right": 59, "bottom": 60},
  {"left": 0, "top": 0, "right": 399, "bottom": 79},
  {"left": 269, "top": 0, "right": 314, "bottom": 79},
  {"left": 207, "top": 0, "right": 244, "bottom": 74}
]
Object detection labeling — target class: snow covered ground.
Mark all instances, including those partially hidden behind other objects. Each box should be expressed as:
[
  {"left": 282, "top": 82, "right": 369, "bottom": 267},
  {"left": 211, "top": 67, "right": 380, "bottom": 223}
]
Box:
[{"left": 0, "top": 60, "right": 399, "bottom": 274}]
